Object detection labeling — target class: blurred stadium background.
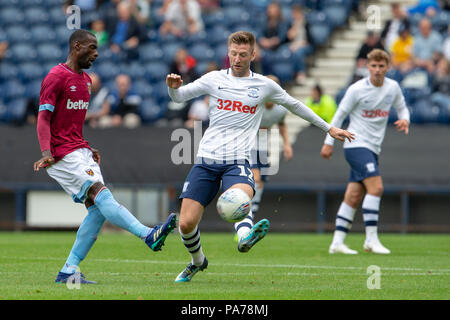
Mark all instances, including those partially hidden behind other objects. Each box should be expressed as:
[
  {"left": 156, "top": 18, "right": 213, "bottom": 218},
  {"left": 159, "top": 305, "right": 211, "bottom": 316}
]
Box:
[{"left": 0, "top": 0, "right": 449, "bottom": 233}]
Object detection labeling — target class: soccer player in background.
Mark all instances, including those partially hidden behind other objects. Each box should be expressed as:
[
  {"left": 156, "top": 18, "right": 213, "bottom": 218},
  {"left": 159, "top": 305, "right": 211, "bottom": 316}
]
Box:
[
  {"left": 234, "top": 74, "right": 293, "bottom": 243},
  {"left": 166, "top": 31, "right": 354, "bottom": 282},
  {"left": 322, "top": 49, "right": 410, "bottom": 255},
  {"left": 33, "top": 29, "right": 177, "bottom": 284}
]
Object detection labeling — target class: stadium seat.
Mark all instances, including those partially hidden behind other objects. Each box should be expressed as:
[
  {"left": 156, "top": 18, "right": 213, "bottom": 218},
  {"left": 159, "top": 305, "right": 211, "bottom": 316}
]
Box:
[
  {"left": 3, "top": 80, "right": 26, "bottom": 101},
  {"left": 0, "top": 0, "right": 19, "bottom": 7},
  {"left": 309, "top": 24, "right": 330, "bottom": 46},
  {"left": 138, "top": 43, "right": 163, "bottom": 63},
  {"left": 413, "top": 99, "right": 445, "bottom": 124},
  {"left": 139, "top": 98, "right": 167, "bottom": 123},
  {"left": 195, "top": 61, "right": 211, "bottom": 76},
  {"left": 151, "top": 80, "right": 170, "bottom": 103},
  {"left": 207, "top": 26, "right": 230, "bottom": 47},
  {"left": 214, "top": 43, "right": 228, "bottom": 65},
  {"left": 222, "top": 0, "right": 244, "bottom": 6},
  {"left": 132, "top": 79, "right": 154, "bottom": 99},
  {"left": 184, "top": 30, "right": 208, "bottom": 47},
  {"left": 5, "top": 98, "right": 27, "bottom": 122},
  {"left": 0, "top": 62, "right": 18, "bottom": 82},
  {"left": 10, "top": 43, "right": 37, "bottom": 62},
  {"left": 55, "top": 25, "right": 74, "bottom": 45},
  {"left": 18, "top": 62, "right": 44, "bottom": 82},
  {"left": 25, "top": 79, "right": 42, "bottom": 99},
  {"left": 203, "top": 11, "right": 225, "bottom": 29},
  {"left": 0, "top": 7, "right": 24, "bottom": 26},
  {"left": 431, "top": 11, "right": 450, "bottom": 33},
  {"left": 144, "top": 62, "right": 169, "bottom": 83},
  {"left": 95, "top": 61, "right": 121, "bottom": 81},
  {"left": 36, "top": 43, "right": 64, "bottom": 62},
  {"left": 23, "top": 7, "right": 49, "bottom": 25},
  {"left": 273, "top": 44, "right": 293, "bottom": 63},
  {"left": 323, "top": 1, "right": 349, "bottom": 27},
  {"left": 188, "top": 43, "right": 215, "bottom": 62},
  {"left": 5, "top": 25, "right": 32, "bottom": 44},
  {"left": 120, "top": 61, "right": 147, "bottom": 80},
  {"left": 161, "top": 42, "right": 184, "bottom": 64},
  {"left": 49, "top": 7, "right": 68, "bottom": 26},
  {"left": 223, "top": 6, "right": 250, "bottom": 28},
  {"left": 30, "top": 25, "right": 57, "bottom": 44},
  {"left": 20, "top": 0, "right": 44, "bottom": 6},
  {"left": 271, "top": 62, "right": 295, "bottom": 82}
]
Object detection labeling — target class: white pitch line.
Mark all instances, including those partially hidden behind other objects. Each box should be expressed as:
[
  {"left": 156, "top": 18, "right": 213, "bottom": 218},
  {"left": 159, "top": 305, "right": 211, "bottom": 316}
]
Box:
[{"left": 2, "top": 256, "right": 450, "bottom": 273}]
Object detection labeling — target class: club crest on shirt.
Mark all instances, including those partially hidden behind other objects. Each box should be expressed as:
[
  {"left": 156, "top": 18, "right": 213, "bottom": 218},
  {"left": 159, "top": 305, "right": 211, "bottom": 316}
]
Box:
[
  {"left": 247, "top": 87, "right": 259, "bottom": 98},
  {"left": 86, "top": 169, "right": 94, "bottom": 176},
  {"left": 87, "top": 82, "right": 92, "bottom": 95}
]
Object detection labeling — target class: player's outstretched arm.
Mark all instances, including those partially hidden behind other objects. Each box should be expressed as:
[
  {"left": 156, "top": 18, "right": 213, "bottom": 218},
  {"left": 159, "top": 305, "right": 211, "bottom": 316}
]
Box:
[
  {"left": 328, "top": 126, "right": 354, "bottom": 142},
  {"left": 166, "top": 73, "right": 183, "bottom": 89}
]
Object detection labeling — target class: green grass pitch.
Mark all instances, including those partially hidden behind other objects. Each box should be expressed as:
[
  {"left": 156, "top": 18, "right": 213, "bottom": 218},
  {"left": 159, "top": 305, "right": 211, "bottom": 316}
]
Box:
[{"left": 0, "top": 231, "right": 448, "bottom": 300}]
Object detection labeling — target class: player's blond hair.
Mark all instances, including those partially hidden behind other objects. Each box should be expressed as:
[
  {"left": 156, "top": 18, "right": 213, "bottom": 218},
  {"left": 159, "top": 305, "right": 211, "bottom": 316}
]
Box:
[
  {"left": 367, "top": 49, "right": 390, "bottom": 65},
  {"left": 228, "top": 31, "right": 255, "bottom": 51}
]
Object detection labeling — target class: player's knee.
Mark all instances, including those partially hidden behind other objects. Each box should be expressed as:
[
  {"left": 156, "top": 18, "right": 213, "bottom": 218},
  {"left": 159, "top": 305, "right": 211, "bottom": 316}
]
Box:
[
  {"left": 368, "top": 186, "right": 383, "bottom": 197},
  {"left": 345, "top": 191, "right": 363, "bottom": 208},
  {"left": 179, "top": 219, "right": 196, "bottom": 234},
  {"left": 87, "top": 181, "right": 106, "bottom": 202}
]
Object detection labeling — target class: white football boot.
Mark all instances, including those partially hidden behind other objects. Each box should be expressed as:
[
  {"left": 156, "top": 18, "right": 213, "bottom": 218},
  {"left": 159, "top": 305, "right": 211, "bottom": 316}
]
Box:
[
  {"left": 328, "top": 243, "right": 358, "bottom": 254},
  {"left": 363, "top": 239, "right": 391, "bottom": 254}
]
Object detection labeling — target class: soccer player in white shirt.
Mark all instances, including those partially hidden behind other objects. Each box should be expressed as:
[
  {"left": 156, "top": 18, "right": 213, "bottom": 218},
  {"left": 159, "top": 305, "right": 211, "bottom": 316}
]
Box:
[
  {"left": 321, "top": 49, "right": 410, "bottom": 255},
  {"left": 167, "top": 31, "right": 354, "bottom": 282}
]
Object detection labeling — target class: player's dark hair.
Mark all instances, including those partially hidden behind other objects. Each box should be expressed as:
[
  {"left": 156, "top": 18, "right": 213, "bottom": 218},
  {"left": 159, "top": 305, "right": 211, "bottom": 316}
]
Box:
[
  {"left": 228, "top": 31, "right": 255, "bottom": 51},
  {"left": 69, "top": 29, "right": 96, "bottom": 50}
]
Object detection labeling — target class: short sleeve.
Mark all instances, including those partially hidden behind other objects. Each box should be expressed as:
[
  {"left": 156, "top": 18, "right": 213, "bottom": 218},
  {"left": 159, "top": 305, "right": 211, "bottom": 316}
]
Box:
[{"left": 39, "top": 73, "right": 63, "bottom": 112}]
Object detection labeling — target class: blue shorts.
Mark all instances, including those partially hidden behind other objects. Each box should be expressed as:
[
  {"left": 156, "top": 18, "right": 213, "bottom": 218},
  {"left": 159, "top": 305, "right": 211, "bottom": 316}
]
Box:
[
  {"left": 250, "top": 149, "right": 270, "bottom": 182},
  {"left": 180, "top": 157, "right": 256, "bottom": 207},
  {"left": 344, "top": 147, "right": 380, "bottom": 183}
]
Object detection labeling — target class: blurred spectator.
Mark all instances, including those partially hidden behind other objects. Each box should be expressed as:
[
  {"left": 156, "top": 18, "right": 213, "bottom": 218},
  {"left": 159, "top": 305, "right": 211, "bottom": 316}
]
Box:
[
  {"left": 108, "top": 1, "right": 143, "bottom": 60},
  {"left": 157, "top": 0, "right": 172, "bottom": 16},
  {"left": 286, "top": 5, "right": 312, "bottom": 85},
  {"left": 169, "top": 48, "right": 199, "bottom": 84},
  {"left": 0, "top": 40, "right": 8, "bottom": 63},
  {"left": 380, "top": 2, "right": 408, "bottom": 51},
  {"left": 197, "top": 0, "right": 219, "bottom": 13},
  {"left": 304, "top": 84, "right": 337, "bottom": 124},
  {"left": 90, "top": 18, "right": 109, "bottom": 47},
  {"left": 85, "top": 73, "right": 111, "bottom": 128},
  {"left": 25, "top": 99, "right": 39, "bottom": 126},
  {"left": 412, "top": 18, "right": 442, "bottom": 73},
  {"left": 99, "top": 74, "right": 142, "bottom": 128},
  {"left": 185, "top": 96, "right": 209, "bottom": 128},
  {"left": 258, "top": 2, "right": 288, "bottom": 52},
  {"left": 390, "top": 21, "right": 414, "bottom": 74},
  {"left": 353, "top": 31, "right": 384, "bottom": 79},
  {"left": 159, "top": 0, "right": 204, "bottom": 37},
  {"left": 443, "top": 25, "right": 450, "bottom": 60},
  {"left": 408, "top": 0, "right": 440, "bottom": 16},
  {"left": 127, "top": 0, "right": 151, "bottom": 25},
  {"left": 430, "top": 55, "right": 450, "bottom": 108}
]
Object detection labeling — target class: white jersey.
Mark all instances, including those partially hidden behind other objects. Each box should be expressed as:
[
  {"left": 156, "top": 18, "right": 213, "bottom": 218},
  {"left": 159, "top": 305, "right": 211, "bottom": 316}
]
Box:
[
  {"left": 169, "top": 69, "right": 331, "bottom": 162},
  {"left": 260, "top": 104, "right": 287, "bottom": 128},
  {"left": 324, "top": 77, "right": 409, "bottom": 155}
]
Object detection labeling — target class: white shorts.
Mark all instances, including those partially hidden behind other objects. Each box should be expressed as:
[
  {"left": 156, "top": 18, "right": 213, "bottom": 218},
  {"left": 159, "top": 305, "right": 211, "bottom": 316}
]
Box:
[{"left": 47, "top": 148, "right": 104, "bottom": 203}]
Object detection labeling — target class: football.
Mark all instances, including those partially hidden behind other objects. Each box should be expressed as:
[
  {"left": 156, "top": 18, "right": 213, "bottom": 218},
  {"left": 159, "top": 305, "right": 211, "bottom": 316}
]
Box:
[{"left": 216, "top": 188, "right": 251, "bottom": 223}]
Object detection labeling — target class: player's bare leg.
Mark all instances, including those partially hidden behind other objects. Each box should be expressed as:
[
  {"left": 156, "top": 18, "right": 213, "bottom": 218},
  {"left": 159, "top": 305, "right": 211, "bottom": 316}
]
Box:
[
  {"left": 329, "top": 182, "right": 364, "bottom": 254},
  {"left": 175, "top": 198, "right": 208, "bottom": 282},
  {"left": 231, "top": 183, "right": 270, "bottom": 253},
  {"left": 362, "top": 176, "right": 390, "bottom": 254}
]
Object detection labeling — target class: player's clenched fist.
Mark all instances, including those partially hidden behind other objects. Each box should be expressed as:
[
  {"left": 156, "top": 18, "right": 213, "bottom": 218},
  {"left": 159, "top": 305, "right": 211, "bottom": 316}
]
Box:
[{"left": 166, "top": 73, "right": 183, "bottom": 89}]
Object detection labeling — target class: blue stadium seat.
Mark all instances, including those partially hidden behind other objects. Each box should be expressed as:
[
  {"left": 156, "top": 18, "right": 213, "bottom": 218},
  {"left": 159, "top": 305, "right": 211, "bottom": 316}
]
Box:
[
  {"left": 6, "top": 98, "right": 27, "bottom": 122},
  {"left": 95, "top": 61, "right": 121, "bottom": 81},
  {"left": 139, "top": 98, "right": 167, "bottom": 123},
  {"left": 24, "top": 7, "right": 49, "bottom": 25},
  {"left": 223, "top": 6, "right": 250, "bottom": 28},
  {"left": 188, "top": 43, "right": 215, "bottom": 62},
  {"left": 195, "top": 61, "right": 211, "bottom": 76},
  {"left": 161, "top": 42, "right": 184, "bottom": 64},
  {"left": 121, "top": 61, "right": 147, "bottom": 80},
  {"left": 207, "top": 26, "right": 230, "bottom": 47},
  {"left": 18, "top": 63, "right": 45, "bottom": 82},
  {"left": 132, "top": 79, "right": 154, "bottom": 99},
  {"left": 413, "top": 99, "right": 445, "bottom": 124},
  {"left": 0, "top": 62, "right": 18, "bottom": 82},
  {"left": 144, "top": 62, "right": 169, "bottom": 83},
  {"left": 36, "top": 43, "right": 63, "bottom": 62},
  {"left": 5, "top": 25, "right": 32, "bottom": 44},
  {"left": 214, "top": 43, "right": 228, "bottom": 65},
  {"left": 271, "top": 62, "right": 295, "bottom": 82},
  {"left": 49, "top": 7, "right": 68, "bottom": 26},
  {"left": 431, "top": 11, "right": 449, "bottom": 33},
  {"left": 55, "top": 25, "right": 74, "bottom": 45},
  {"left": 222, "top": 0, "right": 244, "bottom": 6},
  {"left": 273, "top": 44, "right": 293, "bottom": 62},
  {"left": 43, "top": 61, "right": 61, "bottom": 74},
  {"left": 309, "top": 24, "right": 330, "bottom": 46},
  {"left": 20, "top": 0, "right": 44, "bottom": 6},
  {"left": 31, "top": 25, "right": 57, "bottom": 44},
  {"left": 151, "top": 80, "right": 170, "bottom": 103},
  {"left": 323, "top": 0, "right": 349, "bottom": 27},
  {"left": 10, "top": 43, "right": 37, "bottom": 62},
  {"left": 3, "top": 80, "right": 26, "bottom": 101},
  {"left": 25, "top": 79, "right": 42, "bottom": 98},
  {"left": 203, "top": 11, "right": 225, "bottom": 29},
  {"left": 0, "top": 7, "right": 24, "bottom": 26},
  {"left": 138, "top": 43, "right": 164, "bottom": 63},
  {"left": 185, "top": 30, "right": 208, "bottom": 47},
  {"left": 0, "top": 0, "right": 19, "bottom": 7}
]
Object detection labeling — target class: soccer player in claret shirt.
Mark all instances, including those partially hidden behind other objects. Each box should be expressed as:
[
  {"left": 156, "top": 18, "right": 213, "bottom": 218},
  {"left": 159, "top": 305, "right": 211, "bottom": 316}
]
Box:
[
  {"left": 34, "top": 29, "right": 177, "bottom": 284},
  {"left": 166, "top": 31, "right": 354, "bottom": 283},
  {"left": 322, "top": 49, "right": 410, "bottom": 255}
]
